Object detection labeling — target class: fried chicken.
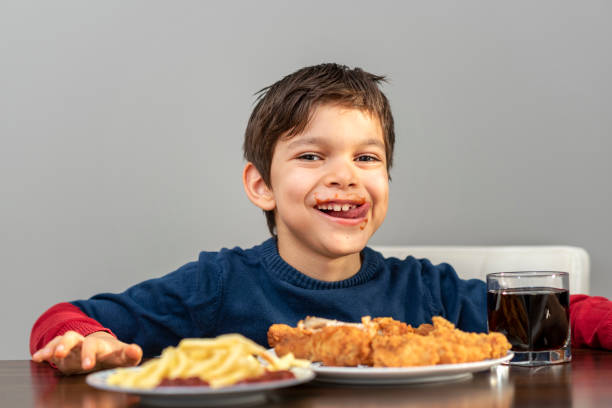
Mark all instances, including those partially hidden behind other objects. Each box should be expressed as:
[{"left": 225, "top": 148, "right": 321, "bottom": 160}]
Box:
[
  {"left": 267, "top": 322, "right": 315, "bottom": 361},
  {"left": 427, "top": 316, "right": 511, "bottom": 364},
  {"left": 311, "top": 325, "right": 373, "bottom": 366},
  {"left": 267, "top": 315, "right": 511, "bottom": 367},
  {"left": 371, "top": 332, "right": 441, "bottom": 366},
  {"left": 268, "top": 316, "right": 375, "bottom": 366}
]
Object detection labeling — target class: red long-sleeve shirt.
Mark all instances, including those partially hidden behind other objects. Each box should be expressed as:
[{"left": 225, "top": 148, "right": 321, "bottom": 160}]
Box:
[
  {"left": 30, "top": 294, "right": 612, "bottom": 355},
  {"left": 29, "top": 302, "right": 115, "bottom": 355},
  {"left": 570, "top": 294, "right": 612, "bottom": 349}
]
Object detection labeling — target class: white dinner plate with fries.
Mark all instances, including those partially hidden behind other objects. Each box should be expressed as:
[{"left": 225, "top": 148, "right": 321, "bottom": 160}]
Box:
[
  {"left": 86, "top": 335, "right": 314, "bottom": 407},
  {"left": 308, "top": 352, "right": 514, "bottom": 385},
  {"left": 87, "top": 365, "right": 314, "bottom": 407}
]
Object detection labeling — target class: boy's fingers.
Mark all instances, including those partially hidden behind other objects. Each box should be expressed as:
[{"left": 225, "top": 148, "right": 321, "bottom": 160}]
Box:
[
  {"left": 98, "top": 344, "right": 126, "bottom": 366},
  {"left": 54, "top": 331, "right": 84, "bottom": 358},
  {"left": 80, "top": 337, "right": 100, "bottom": 371},
  {"left": 32, "top": 346, "right": 49, "bottom": 362},
  {"left": 32, "top": 335, "right": 62, "bottom": 362},
  {"left": 32, "top": 349, "right": 46, "bottom": 362},
  {"left": 81, "top": 338, "right": 137, "bottom": 369},
  {"left": 33, "top": 333, "right": 142, "bottom": 373},
  {"left": 124, "top": 344, "right": 143, "bottom": 365}
]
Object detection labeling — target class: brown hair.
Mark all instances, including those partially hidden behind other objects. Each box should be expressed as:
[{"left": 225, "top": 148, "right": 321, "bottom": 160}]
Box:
[{"left": 243, "top": 63, "right": 395, "bottom": 235}]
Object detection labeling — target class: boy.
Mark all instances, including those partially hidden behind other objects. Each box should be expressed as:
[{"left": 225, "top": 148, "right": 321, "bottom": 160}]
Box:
[{"left": 31, "top": 63, "right": 612, "bottom": 375}]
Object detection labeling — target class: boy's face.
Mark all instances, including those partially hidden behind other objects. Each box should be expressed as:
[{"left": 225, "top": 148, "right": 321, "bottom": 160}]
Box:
[{"left": 269, "top": 103, "right": 389, "bottom": 261}]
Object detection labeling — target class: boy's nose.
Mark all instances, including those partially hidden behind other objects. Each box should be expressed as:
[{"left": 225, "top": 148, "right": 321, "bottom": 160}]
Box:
[{"left": 323, "top": 160, "right": 358, "bottom": 188}]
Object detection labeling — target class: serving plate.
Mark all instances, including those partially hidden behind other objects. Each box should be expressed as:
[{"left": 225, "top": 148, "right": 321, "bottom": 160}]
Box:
[
  {"left": 267, "top": 349, "right": 513, "bottom": 385},
  {"left": 310, "top": 352, "right": 514, "bottom": 384},
  {"left": 86, "top": 366, "right": 314, "bottom": 407}
]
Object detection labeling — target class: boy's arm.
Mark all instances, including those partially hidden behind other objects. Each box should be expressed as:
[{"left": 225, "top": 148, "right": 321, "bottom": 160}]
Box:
[
  {"left": 422, "top": 261, "right": 489, "bottom": 333},
  {"left": 70, "top": 260, "right": 218, "bottom": 357},
  {"left": 40, "top": 258, "right": 221, "bottom": 358},
  {"left": 29, "top": 256, "right": 216, "bottom": 372},
  {"left": 29, "top": 302, "right": 115, "bottom": 355},
  {"left": 570, "top": 294, "right": 612, "bottom": 349},
  {"left": 30, "top": 302, "right": 142, "bottom": 374}
]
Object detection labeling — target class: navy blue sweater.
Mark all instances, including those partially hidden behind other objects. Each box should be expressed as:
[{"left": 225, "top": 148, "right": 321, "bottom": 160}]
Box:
[{"left": 72, "top": 238, "right": 487, "bottom": 357}]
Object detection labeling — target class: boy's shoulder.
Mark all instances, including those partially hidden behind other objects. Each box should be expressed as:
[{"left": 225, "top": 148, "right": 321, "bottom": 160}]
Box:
[
  {"left": 366, "top": 246, "right": 468, "bottom": 280},
  {"left": 366, "top": 246, "right": 428, "bottom": 268},
  {"left": 196, "top": 238, "right": 276, "bottom": 266}
]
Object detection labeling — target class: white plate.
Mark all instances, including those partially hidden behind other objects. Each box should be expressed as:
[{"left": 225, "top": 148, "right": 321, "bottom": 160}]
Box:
[
  {"left": 310, "top": 352, "right": 514, "bottom": 384},
  {"left": 86, "top": 366, "right": 314, "bottom": 407}
]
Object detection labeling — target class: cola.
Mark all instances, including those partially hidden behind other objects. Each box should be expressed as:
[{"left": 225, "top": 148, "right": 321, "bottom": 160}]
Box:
[{"left": 487, "top": 287, "right": 570, "bottom": 351}]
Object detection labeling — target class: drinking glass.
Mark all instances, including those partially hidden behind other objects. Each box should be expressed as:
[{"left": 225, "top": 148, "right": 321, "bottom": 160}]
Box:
[{"left": 487, "top": 271, "right": 571, "bottom": 366}]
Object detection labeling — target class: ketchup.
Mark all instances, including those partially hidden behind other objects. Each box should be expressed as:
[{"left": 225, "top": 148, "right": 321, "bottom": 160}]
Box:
[{"left": 157, "top": 370, "right": 294, "bottom": 387}]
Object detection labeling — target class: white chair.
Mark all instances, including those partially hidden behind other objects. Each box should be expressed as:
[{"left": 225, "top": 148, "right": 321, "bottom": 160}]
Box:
[{"left": 370, "top": 245, "right": 590, "bottom": 294}]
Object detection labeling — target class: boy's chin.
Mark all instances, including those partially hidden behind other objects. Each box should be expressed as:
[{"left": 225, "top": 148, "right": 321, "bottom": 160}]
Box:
[
  {"left": 319, "top": 237, "right": 370, "bottom": 258},
  {"left": 319, "top": 226, "right": 380, "bottom": 256}
]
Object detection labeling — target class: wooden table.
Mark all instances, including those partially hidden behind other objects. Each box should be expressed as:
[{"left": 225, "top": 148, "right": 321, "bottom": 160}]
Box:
[{"left": 2, "top": 348, "right": 611, "bottom": 407}]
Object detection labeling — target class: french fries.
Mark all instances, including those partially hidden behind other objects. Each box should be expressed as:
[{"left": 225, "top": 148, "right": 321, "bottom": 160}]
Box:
[{"left": 107, "top": 334, "right": 309, "bottom": 389}]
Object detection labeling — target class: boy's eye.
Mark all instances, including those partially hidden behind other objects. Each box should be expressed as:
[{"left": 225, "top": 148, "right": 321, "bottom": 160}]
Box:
[
  {"left": 356, "top": 155, "right": 380, "bottom": 162},
  {"left": 297, "top": 153, "right": 321, "bottom": 161}
]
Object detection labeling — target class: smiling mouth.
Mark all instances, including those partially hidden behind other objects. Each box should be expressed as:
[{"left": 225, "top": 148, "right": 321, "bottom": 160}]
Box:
[{"left": 315, "top": 202, "right": 370, "bottom": 219}]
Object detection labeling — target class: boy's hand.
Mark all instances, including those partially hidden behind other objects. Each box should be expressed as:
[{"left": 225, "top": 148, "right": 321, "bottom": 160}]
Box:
[{"left": 31, "top": 331, "right": 143, "bottom": 375}]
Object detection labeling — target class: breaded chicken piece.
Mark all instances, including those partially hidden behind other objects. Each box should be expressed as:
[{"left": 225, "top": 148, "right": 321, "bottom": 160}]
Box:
[
  {"left": 268, "top": 315, "right": 511, "bottom": 367},
  {"left": 372, "top": 317, "right": 415, "bottom": 336},
  {"left": 268, "top": 316, "right": 375, "bottom": 366},
  {"left": 312, "top": 326, "right": 373, "bottom": 366},
  {"left": 267, "top": 323, "right": 314, "bottom": 360},
  {"left": 427, "top": 316, "right": 511, "bottom": 364},
  {"left": 372, "top": 333, "right": 440, "bottom": 366}
]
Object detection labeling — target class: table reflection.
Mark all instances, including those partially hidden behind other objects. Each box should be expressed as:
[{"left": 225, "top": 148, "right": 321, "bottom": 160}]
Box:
[
  {"left": 29, "top": 362, "right": 138, "bottom": 408},
  {"left": 270, "top": 369, "right": 515, "bottom": 408},
  {"left": 510, "top": 363, "right": 572, "bottom": 406}
]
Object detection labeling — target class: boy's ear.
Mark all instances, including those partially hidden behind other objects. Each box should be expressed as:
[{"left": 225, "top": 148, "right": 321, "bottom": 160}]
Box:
[{"left": 242, "top": 162, "right": 276, "bottom": 211}]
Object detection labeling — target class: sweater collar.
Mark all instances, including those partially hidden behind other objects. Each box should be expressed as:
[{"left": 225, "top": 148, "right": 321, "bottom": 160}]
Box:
[{"left": 260, "top": 237, "right": 380, "bottom": 289}]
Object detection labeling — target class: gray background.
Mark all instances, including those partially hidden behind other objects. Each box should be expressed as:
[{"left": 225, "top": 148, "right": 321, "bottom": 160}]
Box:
[{"left": 1, "top": 1, "right": 610, "bottom": 359}]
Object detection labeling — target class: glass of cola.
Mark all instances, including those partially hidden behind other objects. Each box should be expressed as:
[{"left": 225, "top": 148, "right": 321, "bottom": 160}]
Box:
[{"left": 487, "top": 271, "right": 571, "bottom": 366}]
